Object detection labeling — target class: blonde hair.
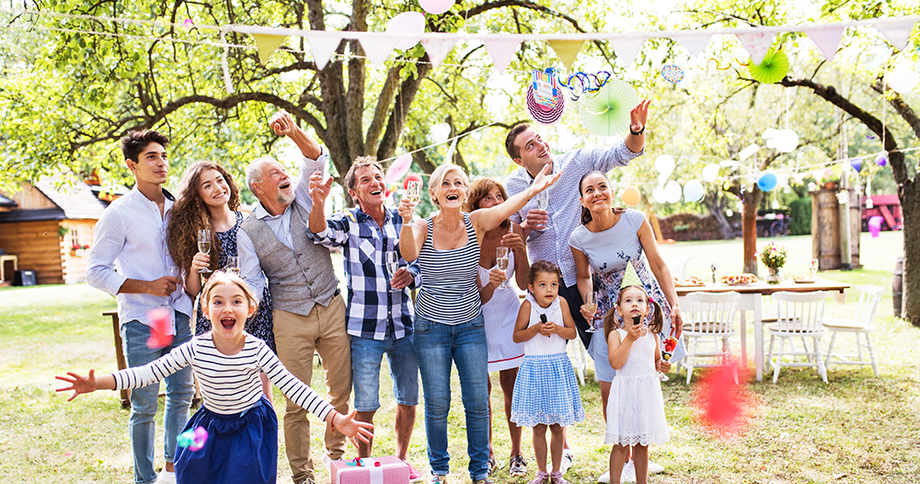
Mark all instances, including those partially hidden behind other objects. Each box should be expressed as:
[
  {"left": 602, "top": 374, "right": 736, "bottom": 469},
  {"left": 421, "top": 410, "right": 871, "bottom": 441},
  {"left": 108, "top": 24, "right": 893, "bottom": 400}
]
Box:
[
  {"left": 428, "top": 164, "right": 468, "bottom": 206},
  {"left": 201, "top": 271, "right": 259, "bottom": 314}
]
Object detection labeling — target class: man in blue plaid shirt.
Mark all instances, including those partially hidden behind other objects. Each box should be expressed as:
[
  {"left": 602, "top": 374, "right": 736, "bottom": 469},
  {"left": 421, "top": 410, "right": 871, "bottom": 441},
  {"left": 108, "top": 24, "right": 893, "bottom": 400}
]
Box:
[{"left": 307, "top": 156, "right": 423, "bottom": 480}]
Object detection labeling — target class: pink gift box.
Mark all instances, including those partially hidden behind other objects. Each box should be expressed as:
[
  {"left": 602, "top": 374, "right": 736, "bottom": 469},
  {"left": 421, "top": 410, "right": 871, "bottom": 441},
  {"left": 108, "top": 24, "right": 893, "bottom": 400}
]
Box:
[{"left": 330, "top": 456, "right": 409, "bottom": 484}]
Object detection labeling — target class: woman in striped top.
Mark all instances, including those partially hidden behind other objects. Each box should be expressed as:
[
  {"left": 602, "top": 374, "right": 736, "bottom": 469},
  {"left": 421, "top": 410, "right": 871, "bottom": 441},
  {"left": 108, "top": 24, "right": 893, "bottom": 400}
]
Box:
[
  {"left": 57, "top": 272, "right": 373, "bottom": 484},
  {"left": 398, "top": 164, "right": 558, "bottom": 484}
]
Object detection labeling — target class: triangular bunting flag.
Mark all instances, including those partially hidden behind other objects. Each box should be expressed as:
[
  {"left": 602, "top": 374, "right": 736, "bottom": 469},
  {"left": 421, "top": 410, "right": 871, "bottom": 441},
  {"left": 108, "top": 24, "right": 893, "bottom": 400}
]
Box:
[
  {"left": 483, "top": 37, "right": 521, "bottom": 73},
  {"left": 874, "top": 18, "right": 917, "bottom": 51},
  {"left": 674, "top": 33, "right": 712, "bottom": 58},
  {"left": 612, "top": 35, "right": 646, "bottom": 68},
  {"left": 422, "top": 37, "right": 457, "bottom": 68},
  {"left": 805, "top": 26, "right": 844, "bottom": 61},
  {"left": 252, "top": 34, "right": 289, "bottom": 65},
  {"left": 736, "top": 31, "right": 775, "bottom": 65},
  {"left": 811, "top": 169, "right": 824, "bottom": 183},
  {"left": 306, "top": 33, "right": 343, "bottom": 71},
  {"left": 547, "top": 39, "right": 584, "bottom": 70},
  {"left": 359, "top": 36, "right": 398, "bottom": 66}
]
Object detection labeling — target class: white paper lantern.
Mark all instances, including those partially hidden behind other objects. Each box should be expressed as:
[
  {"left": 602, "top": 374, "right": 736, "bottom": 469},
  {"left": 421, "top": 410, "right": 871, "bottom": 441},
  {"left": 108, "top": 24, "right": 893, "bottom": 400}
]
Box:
[{"left": 664, "top": 180, "right": 682, "bottom": 203}]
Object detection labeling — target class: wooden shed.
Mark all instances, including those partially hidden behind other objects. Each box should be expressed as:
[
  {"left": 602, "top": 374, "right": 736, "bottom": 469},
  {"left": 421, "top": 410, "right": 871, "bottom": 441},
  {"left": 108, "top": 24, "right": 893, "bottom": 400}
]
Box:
[{"left": 0, "top": 177, "right": 113, "bottom": 285}]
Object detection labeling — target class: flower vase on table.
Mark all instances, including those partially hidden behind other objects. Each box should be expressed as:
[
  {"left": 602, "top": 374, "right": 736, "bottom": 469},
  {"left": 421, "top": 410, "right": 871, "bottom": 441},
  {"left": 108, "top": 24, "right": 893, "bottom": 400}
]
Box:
[
  {"left": 766, "top": 267, "right": 784, "bottom": 284},
  {"left": 759, "top": 242, "right": 788, "bottom": 285}
]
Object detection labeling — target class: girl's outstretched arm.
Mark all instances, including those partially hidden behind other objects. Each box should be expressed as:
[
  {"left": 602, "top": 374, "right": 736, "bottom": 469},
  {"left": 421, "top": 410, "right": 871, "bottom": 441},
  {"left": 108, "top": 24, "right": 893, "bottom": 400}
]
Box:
[
  {"left": 328, "top": 409, "right": 375, "bottom": 448},
  {"left": 55, "top": 369, "right": 116, "bottom": 401}
]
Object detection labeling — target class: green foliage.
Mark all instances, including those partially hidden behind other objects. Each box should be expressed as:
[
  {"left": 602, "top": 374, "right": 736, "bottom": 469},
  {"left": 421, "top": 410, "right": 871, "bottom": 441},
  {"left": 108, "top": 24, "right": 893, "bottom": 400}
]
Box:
[{"left": 788, "top": 196, "right": 812, "bottom": 235}]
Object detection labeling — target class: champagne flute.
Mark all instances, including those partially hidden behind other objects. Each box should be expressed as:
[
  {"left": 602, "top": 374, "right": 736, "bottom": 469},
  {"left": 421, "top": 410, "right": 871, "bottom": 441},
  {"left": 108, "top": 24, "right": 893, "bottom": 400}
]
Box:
[
  {"left": 385, "top": 252, "right": 401, "bottom": 293},
  {"left": 536, "top": 189, "right": 549, "bottom": 211},
  {"left": 809, "top": 259, "right": 818, "bottom": 278},
  {"left": 197, "top": 229, "right": 212, "bottom": 273},
  {"left": 583, "top": 291, "right": 598, "bottom": 332},
  {"left": 495, "top": 246, "right": 510, "bottom": 289},
  {"left": 163, "top": 265, "right": 180, "bottom": 308},
  {"left": 225, "top": 256, "right": 240, "bottom": 276},
  {"left": 405, "top": 178, "right": 422, "bottom": 227}
]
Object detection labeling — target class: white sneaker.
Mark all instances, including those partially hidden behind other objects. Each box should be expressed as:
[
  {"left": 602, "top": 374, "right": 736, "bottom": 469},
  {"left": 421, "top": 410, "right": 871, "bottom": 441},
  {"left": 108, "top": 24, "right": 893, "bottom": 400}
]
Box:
[
  {"left": 648, "top": 461, "right": 664, "bottom": 474},
  {"left": 620, "top": 461, "right": 636, "bottom": 483},
  {"left": 560, "top": 448, "right": 574, "bottom": 474},
  {"left": 155, "top": 470, "right": 177, "bottom": 484},
  {"left": 597, "top": 470, "right": 610, "bottom": 483}
]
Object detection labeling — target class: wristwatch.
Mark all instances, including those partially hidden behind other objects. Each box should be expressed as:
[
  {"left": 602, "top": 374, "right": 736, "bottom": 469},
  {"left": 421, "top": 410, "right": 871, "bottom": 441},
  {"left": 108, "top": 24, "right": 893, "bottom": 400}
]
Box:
[{"left": 629, "top": 125, "right": 645, "bottom": 136}]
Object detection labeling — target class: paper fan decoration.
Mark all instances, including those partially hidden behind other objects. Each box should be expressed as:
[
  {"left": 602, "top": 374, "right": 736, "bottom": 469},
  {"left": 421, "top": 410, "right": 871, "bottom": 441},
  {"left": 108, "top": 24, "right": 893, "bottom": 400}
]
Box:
[
  {"left": 526, "top": 85, "right": 565, "bottom": 125},
  {"left": 661, "top": 64, "right": 685, "bottom": 83},
  {"left": 748, "top": 48, "right": 789, "bottom": 84},
  {"left": 577, "top": 79, "right": 639, "bottom": 136}
]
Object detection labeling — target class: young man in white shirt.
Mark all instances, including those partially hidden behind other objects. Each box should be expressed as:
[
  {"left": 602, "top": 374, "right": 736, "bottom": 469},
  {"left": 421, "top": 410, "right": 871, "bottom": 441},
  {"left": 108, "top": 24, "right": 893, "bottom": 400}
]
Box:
[{"left": 86, "top": 131, "right": 194, "bottom": 484}]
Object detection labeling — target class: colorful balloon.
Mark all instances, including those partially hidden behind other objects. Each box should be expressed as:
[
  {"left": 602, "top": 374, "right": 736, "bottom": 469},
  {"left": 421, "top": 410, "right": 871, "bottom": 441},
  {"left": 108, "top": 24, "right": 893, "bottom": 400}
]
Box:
[
  {"left": 876, "top": 153, "right": 888, "bottom": 167},
  {"left": 386, "top": 12, "right": 425, "bottom": 51},
  {"left": 757, "top": 171, "right": 778, "bottom": 192},
  {"left": 419, "top": 0, "right": 453, "bottom": 14},
  {"left": 622, "top": 185, "right": 641, "bottom": 206},
  {"left": 403, "top": 173, "right": 423, "bottom": 190},
  {"left": 385, "top": 154, "right": 412, "bottom": 184}
]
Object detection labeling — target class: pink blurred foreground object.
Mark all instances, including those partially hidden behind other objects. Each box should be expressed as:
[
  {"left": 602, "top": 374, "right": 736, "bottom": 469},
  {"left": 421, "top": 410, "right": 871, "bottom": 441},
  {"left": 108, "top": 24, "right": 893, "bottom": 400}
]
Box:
[
  {"left": 403, "top": 173, "right": 423, "bottom": 190},
  {"left": 692, "top": 359, "right": 752, "bottom": 437},
  {"left": 146, "top": 307, "right": 173, "bottom": 349},
  {"left": 177, "top": 427, "right": 209, "bottom": 451},
  {"left": 868, "top": 215, "right": 883, "bottom": 238}
]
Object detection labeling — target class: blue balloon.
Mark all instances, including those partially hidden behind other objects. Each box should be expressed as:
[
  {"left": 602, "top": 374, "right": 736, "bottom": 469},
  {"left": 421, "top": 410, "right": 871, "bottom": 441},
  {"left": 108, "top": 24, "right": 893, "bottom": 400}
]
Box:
[{"left": 757, "top": 171, "right": 778, "bottom": 192}]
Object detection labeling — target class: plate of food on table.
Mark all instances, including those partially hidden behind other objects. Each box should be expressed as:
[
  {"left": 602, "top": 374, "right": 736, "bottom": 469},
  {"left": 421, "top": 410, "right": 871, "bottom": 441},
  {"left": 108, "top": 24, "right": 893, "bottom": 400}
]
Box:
[
  {"left": 720, "top": 273, "right": 758, "bottom": 285},
  {"left": 792, "top": 274, "right": 816, "bottom": 283},
  {"left": 674, "top": 275, "right": 706, "bottom": 287}
]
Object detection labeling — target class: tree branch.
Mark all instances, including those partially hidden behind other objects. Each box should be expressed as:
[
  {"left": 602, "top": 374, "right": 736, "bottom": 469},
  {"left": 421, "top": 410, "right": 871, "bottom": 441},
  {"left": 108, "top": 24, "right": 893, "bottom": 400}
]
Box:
[{"left": 366, "top": 66, "right": 401, "bottom": 157}]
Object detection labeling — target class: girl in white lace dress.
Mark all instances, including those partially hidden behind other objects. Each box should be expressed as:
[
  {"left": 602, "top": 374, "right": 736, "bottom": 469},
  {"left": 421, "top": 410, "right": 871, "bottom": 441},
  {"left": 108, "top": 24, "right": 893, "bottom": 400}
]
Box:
[{"left": 604, "top": 285, "right": 672, "bottom": 484}]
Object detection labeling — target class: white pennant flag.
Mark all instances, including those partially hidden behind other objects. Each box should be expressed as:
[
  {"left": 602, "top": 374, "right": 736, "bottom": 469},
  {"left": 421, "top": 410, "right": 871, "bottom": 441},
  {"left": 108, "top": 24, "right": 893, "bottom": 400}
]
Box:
[
  {"left": 874, "top": 18, "right": 917, "bottom": 51},
  {"left": 422, "top": 37, "right": 457, "bottom": 69},
  {"left": 736, "top": 31, "right": 774, "bottom": 65},
  {"left": 805, "top": 26, "right": 844, "bottom": 61},
  {"left": 359, "top": 36, "right": 398, "bottom": 66},
  {"left": 483, "top": 37, "right": 521, "bottom": 73},
  {"left": 674, "top": 33, "right": 712, "bottom": 58},
  {"left": 612, "top": 35, "right": 646, "bottom": 67},
  {"left": 306, "top": 33, "right": 343, "bottom": 71}
]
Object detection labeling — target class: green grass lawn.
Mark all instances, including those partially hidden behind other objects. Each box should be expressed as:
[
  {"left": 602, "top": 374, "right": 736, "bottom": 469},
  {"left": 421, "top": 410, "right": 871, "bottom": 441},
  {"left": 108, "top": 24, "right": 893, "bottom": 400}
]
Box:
[{"left": 2, "top": 233, "right": 919, "bottom": 483}]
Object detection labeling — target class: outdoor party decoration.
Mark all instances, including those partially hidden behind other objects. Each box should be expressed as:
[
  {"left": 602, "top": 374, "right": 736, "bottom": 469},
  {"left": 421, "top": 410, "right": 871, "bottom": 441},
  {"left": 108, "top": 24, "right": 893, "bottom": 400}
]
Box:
[
  {"left": 865, "top": 45, "right": 891, "bottom": 70},
  {"left": 702, "top": 163, "right": 720, "bottom": 182},
  {"left": 762, "top": 128, "right": 799, "bottom": 153},
  {"left": 652, "top": 186, "right": 666, "bottom": 204},
  {"left": 385, "top": 154, "right": 412, "bottom": 184},
  {"left": 547, "top": 39, "right": 585, "bottom": 70},
  {"left": 419, "top": 0, "right": 452, "bottom": 15},
  {"left": 738, "top": 144, "right": 760, "bottom": 160},
  {"left": 146, "top": 307, "right": 173, "bottom": 350},
  {"left": 253, "top": 34, "right": 289, "bottom": 64},
  {"left": 622, "top": 185, "right": 641, "bottom": 206},
  {"left": 756, "top": 171, "right": 778, "bottom": 192},
  {"left": 403, "top": 173, "right": 423, "bottom": 190},
  {"left": 811, "top": 169, "right": 825, "bottom": 182},
  {"left": 683, "top": 180, "right": 705, "bottom": 202},
  {"left": 557, "top": 70, "right": 612, "bottom": 101},
  {"left": 737, "top": 31, "right": 774, "bottom": 65},
  {"left": 664, "top": 180, "right": 682, "bottom": 204},
  {"left": 526, "top": 85, "right": 565, "bottom": 125},
  {"left": 876, "top": 17, "right": 917, "bottom": 50},
  {"left": 177, "top": 427, "right": 209, "bottom": 451},
  {"left": 660, "top": 64, "right": 685, "bottom": 83},
  {"left": 851, "top": 158, "right": 863, "bottom": 172},
  {"left": 876, "top": 152, "right": 888, "bottom": 166},
  {"left": 805, "top": 25, "right": 844, "bottom": 62},
  {"left": 887, "top": 63, "right": 918, "bottom": 93},
  {"left": 531, "top": 69, "right": 560, "bottom": 108},
  {"left": 483, "top": 38, "right": 521, "bottom": 74},
  {"left": 759, "top": 241, "right": 788, "bottom": 284},
  {"left": 421, "top": 37, "right": 457, "bottom": 68},
  {"left": 387, "top": 12, "right": 425, "bottom": 51},
  {"left": 305, "top": 34, "right": 342, "bottom": 71},
  {"left": 576, "top": 78, "right": 638, "bottom": 136},
  {"left": 869, "top": 215, "right": 884, "bottom": 238},
  {"left": 747, "top": 48, "right": 790, "bottom": 84},
  {"left": 655, "top": 155, "right": 676, "bottom": 179}
]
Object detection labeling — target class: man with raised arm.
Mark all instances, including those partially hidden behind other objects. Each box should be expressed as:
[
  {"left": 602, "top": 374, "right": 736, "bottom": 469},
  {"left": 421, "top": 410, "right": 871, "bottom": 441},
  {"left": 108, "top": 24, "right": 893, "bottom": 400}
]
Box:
[{"left": 237, "top": 112, "right": 351, "bottom": 484}]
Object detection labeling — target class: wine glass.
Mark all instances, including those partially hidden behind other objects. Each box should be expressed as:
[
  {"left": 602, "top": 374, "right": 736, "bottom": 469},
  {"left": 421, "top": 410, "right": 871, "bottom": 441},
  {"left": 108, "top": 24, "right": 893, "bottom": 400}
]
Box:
[
  {"left": 495, "top": 246, "right": 510, "bottom": 289},
  {"left": 163, "top": 265, "right": 180, "bottom": 308},
  {"left": 536, "top": 189, "right": 549, "bottom": 211},
  {"left": 225, "top": 256, "right": 240, "bottom": 276},
  {"left": 583, "top": 291, "right": 598, "bottom": 332},
  {"left": 809, "top": 259, "right": 818, "bottom": 278},
  {"left": 405, "top": 178, "right": 422, "bottom": 227},
  {"left": 385, "top": 252, "right": 401, "bottom": 293},
  {"left": 197, "top": 229, "right": 211, "bottom": 273}
]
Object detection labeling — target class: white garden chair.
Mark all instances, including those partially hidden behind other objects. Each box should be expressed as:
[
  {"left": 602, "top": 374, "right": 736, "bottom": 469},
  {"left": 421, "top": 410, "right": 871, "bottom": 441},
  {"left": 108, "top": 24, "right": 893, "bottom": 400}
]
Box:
[
  {"left": 667, "top": 254, "right": 692, "bottom": 281},
  {"left": 766, "top": 291, "right": 831, "bottom": 383},
  {"left": 679, "top": 291, "right": 741, "bottom": 384},
  {"left": 822, "top": 285, "right": 884, "bottom": 377}
]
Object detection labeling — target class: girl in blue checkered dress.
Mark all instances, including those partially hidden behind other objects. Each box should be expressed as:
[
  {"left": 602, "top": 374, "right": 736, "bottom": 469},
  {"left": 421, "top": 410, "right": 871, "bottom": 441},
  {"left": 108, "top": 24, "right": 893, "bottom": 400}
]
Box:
[{"left": 510, "top": 261, "right": 585, "bottom": 484}]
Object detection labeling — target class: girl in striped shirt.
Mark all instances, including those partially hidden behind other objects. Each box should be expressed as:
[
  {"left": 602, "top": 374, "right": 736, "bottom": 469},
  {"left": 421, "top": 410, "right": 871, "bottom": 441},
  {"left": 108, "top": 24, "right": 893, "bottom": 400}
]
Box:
[{"left": 57, "top": 272, "right": 373, "bottom": 484}]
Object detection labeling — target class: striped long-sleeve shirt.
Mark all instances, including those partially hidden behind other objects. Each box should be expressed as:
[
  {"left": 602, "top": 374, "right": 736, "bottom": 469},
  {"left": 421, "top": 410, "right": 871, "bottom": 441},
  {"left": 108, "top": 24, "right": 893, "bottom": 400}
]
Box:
[{"left": 112, "top": 334, "right": 334, "bottom": 418}]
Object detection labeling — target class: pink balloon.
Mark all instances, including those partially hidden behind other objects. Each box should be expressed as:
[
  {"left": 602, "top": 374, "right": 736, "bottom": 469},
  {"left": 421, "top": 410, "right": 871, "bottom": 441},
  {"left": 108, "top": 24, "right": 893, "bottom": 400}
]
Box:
[
  {"left": 420, "top": 0, "right": 453, "bottom": 15},
  {"left": 387, "top": 12, "right": 425, "bottom": 51},
  {"left": 385, "top": 154, "right": 413, "bottom": 184}
]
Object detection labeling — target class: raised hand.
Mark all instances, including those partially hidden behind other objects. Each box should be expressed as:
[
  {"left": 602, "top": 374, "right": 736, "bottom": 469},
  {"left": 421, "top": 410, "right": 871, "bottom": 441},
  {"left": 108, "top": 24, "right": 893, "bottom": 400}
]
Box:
[
  {"left": 501, "top": 231, "right": 525, "bottom": 252},
  {"left": 55, "top": 369, "right": 98, "bottom": 401},
  {"left": 530, "top": 164, "right": 561, "bottom": 196},
  {"left": 269, "top": 111, "right": 295, "bottom": 137},
  {"left": 309, "top": 171, "right": 333, "bottom": 204},
  {"left": 397, "top": 194, "right": 415, "bottom": 222},
  {"left": 630, "top": 99, "right": 651, "bottom": 132}
]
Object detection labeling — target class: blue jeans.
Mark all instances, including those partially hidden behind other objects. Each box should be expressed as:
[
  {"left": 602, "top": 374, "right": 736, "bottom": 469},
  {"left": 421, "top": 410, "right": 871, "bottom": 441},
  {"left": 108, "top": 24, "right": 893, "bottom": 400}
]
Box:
[
  {"left": 121, "top": 312, "right": 195, "bottom": 484},
  {"left": 413, "top": 313, "right": 490, "bottom": 481},
  {"left": 351, "top": 334, "right": 419, "bottom": 412}
]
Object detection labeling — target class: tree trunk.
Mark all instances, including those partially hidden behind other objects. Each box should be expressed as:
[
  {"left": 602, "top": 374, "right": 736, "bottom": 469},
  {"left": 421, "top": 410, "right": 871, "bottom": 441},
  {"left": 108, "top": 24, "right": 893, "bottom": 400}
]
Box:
[
  {"left": 703, "top": 191, "right": 733, "bottom": 239},
  {"left": 742, "top": 189, "right": 763, "bottom": 274},
  {"left": 898, "top": 157, "right": 920, "bottom": 326}
]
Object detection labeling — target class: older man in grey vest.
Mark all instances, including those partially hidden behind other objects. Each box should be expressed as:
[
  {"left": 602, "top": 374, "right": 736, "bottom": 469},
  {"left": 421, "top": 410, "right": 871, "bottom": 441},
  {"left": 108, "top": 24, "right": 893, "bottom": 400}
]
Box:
[{"left": 237, "top": 112, "right": 351, "bottom": 484}]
